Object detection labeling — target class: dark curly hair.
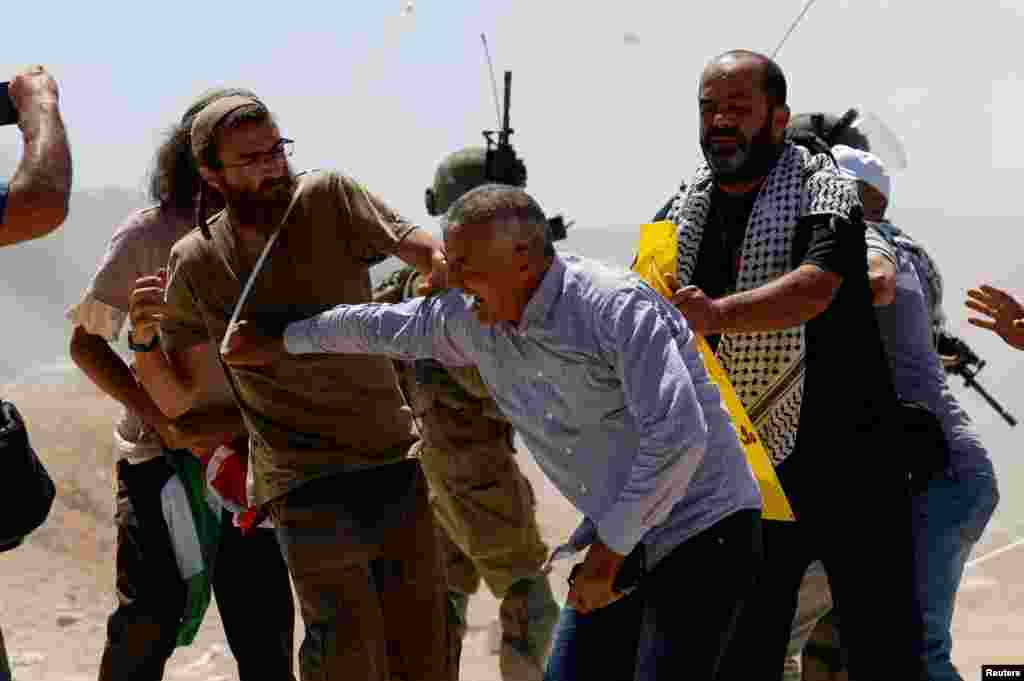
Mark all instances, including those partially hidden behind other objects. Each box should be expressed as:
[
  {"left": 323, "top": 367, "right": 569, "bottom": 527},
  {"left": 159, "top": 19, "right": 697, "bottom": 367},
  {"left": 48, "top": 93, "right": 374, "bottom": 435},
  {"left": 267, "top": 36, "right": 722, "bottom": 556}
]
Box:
[{"left": 148, "top": 123, "right": 197, "bottom": 218}]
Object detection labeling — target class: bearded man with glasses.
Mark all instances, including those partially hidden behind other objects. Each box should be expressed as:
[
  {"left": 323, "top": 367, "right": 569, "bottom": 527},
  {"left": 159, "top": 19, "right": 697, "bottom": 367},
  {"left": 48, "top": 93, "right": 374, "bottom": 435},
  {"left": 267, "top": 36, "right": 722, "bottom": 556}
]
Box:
[{"left": 151, "top": 93, "right": 456, "bottom": 681}]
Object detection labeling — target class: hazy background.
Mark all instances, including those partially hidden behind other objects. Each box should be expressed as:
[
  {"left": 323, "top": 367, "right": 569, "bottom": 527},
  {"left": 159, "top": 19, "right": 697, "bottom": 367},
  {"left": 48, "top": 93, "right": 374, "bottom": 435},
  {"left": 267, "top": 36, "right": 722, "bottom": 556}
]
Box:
[{"left": 0, "top": 0, "right": 1021, "bottom": 542}]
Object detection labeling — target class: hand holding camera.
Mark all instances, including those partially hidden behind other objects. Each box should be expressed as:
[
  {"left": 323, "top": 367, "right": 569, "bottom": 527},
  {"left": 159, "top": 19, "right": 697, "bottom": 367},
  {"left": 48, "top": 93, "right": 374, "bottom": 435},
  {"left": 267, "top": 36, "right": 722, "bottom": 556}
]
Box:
[{"left": 1, "top": 65, "right": 61, "bottom": 130}]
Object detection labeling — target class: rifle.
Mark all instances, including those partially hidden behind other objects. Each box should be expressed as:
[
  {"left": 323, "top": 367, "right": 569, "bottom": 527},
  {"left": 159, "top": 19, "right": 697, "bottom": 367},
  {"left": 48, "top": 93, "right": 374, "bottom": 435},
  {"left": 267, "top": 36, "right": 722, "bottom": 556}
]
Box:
[
  {"left": 937, "top": 332, "right": 1018, "bottom": 427},
  {"left": 480, "top": 35, "right": 571, "bottom": 243}
]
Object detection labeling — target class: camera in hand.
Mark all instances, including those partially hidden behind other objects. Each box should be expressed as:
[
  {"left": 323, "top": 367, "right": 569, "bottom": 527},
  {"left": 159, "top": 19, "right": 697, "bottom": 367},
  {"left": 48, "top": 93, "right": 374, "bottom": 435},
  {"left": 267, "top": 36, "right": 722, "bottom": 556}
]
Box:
[{"left": 0, "top": 82, "right": 19, "bottom": 126}]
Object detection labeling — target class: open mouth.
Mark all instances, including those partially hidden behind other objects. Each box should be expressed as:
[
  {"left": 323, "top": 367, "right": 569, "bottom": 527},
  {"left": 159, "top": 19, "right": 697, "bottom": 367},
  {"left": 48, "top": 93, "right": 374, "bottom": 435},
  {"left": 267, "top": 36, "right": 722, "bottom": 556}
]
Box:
[{"left": 710, "top": 139, "right": 740, "bottom": 152}]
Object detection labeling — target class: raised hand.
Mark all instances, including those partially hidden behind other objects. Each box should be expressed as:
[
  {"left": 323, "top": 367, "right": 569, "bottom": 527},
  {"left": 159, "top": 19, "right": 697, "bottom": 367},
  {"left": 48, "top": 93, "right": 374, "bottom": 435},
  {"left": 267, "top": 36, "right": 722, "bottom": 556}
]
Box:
[
  {"left": 129, "top": 270, "right": 170, "bottom": 343},
  {"left": 966, "top": 284, "right": 1024, "bottom": 351}
]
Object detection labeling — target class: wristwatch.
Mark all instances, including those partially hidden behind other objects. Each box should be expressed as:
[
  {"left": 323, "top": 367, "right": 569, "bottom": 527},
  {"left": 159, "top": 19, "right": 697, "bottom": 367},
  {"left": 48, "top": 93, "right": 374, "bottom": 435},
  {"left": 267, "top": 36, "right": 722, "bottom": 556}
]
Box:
[{"left": 128, "top": 330, "right": 160, "bottom": 353}]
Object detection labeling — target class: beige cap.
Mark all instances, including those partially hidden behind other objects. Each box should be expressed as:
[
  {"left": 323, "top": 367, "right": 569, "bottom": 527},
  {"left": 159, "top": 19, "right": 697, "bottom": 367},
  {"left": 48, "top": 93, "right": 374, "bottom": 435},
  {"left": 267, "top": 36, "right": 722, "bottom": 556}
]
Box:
[{"left": 189, "top": 94, "right": 264, "bottom": 164}]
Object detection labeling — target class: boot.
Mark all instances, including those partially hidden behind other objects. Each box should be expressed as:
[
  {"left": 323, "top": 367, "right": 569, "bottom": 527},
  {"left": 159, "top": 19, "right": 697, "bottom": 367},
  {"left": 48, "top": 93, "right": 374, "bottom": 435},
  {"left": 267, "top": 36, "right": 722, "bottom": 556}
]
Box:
[{"left": 498, "top": 576, "right": 560, "bottom": 681}]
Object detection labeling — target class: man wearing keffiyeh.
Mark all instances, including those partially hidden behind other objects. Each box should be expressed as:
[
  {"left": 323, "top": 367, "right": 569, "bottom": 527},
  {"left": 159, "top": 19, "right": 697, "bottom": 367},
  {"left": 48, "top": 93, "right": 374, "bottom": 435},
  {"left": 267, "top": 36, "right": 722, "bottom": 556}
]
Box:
[{"left": 666, "top": 50, "right": 919, "bottom": 680}]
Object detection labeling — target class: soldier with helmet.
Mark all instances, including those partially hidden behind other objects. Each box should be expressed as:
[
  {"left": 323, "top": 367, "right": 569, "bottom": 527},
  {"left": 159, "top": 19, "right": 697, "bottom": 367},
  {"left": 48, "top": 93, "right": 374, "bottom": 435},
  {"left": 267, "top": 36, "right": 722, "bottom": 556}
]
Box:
[{"left": 375, "top": 145, "right": 559, "bottom": 681}]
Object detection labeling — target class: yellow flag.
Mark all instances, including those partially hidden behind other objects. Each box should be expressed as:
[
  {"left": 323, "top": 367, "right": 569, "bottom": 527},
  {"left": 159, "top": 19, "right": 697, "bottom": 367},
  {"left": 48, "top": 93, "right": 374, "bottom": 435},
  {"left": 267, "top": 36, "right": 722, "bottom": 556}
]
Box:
[{"left": 633, "top": 221, "right": 795, "bottom": 521}]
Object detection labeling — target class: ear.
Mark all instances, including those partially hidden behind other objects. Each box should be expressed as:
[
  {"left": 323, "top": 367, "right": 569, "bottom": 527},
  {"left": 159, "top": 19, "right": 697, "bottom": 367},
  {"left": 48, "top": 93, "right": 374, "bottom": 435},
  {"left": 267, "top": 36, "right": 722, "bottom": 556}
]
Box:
[
  {"left": 772, "top": 104, "right": 791, "bottom": 143},
  {"left": 199, "top": 166, "right": 225, "bottom": 195},
  {"left": 513, "top": 240, "right": 532, "bottom": 272}
]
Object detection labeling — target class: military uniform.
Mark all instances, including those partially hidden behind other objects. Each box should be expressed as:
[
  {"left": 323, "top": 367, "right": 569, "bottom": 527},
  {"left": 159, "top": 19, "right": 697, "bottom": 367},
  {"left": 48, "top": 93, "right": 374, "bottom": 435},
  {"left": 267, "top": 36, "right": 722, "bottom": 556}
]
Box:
[{"left": 376, "top": 265, "right": 558, "bottom": 681}]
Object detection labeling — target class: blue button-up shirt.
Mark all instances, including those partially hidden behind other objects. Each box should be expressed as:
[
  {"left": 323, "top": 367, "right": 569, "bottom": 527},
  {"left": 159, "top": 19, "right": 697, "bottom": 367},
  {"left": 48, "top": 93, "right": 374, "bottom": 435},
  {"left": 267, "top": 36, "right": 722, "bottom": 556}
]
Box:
[{"left": 286, "top": 254, "right": 761, "bottom": 565}]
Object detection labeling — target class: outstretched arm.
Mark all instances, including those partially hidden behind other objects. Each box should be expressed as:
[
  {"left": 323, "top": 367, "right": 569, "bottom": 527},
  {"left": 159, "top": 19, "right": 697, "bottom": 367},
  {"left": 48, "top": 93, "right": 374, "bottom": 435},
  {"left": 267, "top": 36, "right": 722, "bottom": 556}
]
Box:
[
  {"left": 1, "top": 66, "right": 71, "bottom": 245},
  {"left": 673, "top": 264, "right": 841, "bottom": 335},
  {"left": 222, "top": 291, "right": 476, "bottom": 368},
  {"left": 671, "top": 215, "right": 854, "bottom": 334}
]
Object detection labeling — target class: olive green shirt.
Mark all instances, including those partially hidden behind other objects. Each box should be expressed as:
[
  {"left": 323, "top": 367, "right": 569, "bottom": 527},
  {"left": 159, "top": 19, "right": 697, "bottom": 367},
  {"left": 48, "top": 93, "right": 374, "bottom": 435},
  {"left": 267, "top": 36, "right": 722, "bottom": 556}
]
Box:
[{"left": 161, "top": 170, "right": 418, "bottom": 504}]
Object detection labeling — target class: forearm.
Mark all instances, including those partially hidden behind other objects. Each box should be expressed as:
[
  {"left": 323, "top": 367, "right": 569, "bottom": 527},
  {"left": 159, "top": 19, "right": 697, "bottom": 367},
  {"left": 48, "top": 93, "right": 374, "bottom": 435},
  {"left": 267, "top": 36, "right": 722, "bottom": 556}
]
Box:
[
  {"left": 69, "top": 327, "right": 165, "bottom": 428},
  {"left": 133, "top": 347, "right": 198, "bottom": 420},
  {"left": 715, "top": 265, "right": 840, "bottom": 333},
  {"left": 284, "top": 294, "right": 470, "bottom": 365},
  {"left": 395, "top": 227, "right": 443, "bottom": 277},
  {"left": 2, "top": 104, "right": 71, "bottom": 244},
  {"left": 867, "top": 253, "right": 896, "bottom": 307}
]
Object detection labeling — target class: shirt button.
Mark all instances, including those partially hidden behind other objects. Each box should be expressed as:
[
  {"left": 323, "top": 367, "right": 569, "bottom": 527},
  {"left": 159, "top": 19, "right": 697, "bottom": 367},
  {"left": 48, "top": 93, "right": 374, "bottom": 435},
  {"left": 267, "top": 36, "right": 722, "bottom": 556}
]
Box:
[
  {"left": 536, "top": 371, "right": 544, "bottom": 378},
  {"left": 580, "top": 483, "right": 588, "bottom": 494},
  {"left": 546, "top": 411, "right": 554, "bottom": 420},
  {"left": 565, "top": 447, "right": 573, "bottom": 455}
]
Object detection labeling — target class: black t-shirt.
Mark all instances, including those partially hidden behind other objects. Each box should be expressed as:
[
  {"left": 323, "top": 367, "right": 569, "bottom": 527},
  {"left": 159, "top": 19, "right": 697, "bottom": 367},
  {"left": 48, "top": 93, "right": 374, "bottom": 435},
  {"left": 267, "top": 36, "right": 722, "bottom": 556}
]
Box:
[
  {"left": 0, "top": 179, "right": 8, "bottom": 224},
  {"left": 687, "top": 184, "right": 894, "bottom": 488}
]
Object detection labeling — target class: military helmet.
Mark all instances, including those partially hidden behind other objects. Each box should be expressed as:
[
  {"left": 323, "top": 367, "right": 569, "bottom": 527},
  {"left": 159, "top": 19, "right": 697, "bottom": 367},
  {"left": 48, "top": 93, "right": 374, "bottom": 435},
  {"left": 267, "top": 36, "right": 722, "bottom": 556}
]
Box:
[
  {"left": 787, "top": 109, "right": 871, "bottom": 154},
  {"left": 424, "top": 146, "right": 527, "bottom": 216}
]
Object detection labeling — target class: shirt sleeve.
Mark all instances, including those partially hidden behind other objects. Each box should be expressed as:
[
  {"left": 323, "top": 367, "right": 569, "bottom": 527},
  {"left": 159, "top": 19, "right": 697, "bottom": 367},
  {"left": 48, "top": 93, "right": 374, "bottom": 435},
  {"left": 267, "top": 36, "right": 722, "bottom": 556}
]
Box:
[
  {"left": 593, "top": 287, "right": 710, "bottom": 555},
  {"left": 66, "top": 294, "right": 126, "bottom": 342},
  {"left": 284, "top": 289, "right": 477, "bottom": 367},
  {"left": 337, "top": 174, "right": 419, "bottom": 265},
  {"left": 793, "top": 213, "right": 866, "bottom": 278},
  {"left": 66, "top": 212, "right": 151, "bottom": 340},
  {"left": 864, "top": 224, "right": 897, "bottom": 265},
  {"left": 160, "top": 246, "right": 213, "bottom": 353}
]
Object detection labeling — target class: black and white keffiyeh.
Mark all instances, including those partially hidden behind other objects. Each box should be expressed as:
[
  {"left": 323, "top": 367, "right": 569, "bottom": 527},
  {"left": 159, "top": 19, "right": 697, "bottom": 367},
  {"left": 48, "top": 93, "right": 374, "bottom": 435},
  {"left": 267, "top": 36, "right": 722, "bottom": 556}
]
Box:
[{"left": 668, "top": 143, "right": 856, "bottom": 465}]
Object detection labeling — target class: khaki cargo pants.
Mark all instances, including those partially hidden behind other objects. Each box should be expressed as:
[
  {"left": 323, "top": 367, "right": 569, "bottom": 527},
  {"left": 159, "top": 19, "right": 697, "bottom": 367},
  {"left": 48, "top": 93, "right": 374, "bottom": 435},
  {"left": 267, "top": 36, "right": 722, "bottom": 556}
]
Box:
[
  {"left": 414, "top": 440, "right": 548, "bottom": 600},
  {"left": 269, "top": 459, "right": 456, "bottom": 681}
]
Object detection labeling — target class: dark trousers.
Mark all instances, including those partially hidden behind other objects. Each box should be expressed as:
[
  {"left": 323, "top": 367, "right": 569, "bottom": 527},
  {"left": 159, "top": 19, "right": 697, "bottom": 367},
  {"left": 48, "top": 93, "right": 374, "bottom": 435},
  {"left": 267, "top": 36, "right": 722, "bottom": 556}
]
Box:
[
  {"left": 635, "top": 508, "right": 762, "bottom": 680},
  {"left": 544, "top": 508, "right": 762, "bottom": 681},
  {"left": 269, "top": 459, "right": 456, "bottom": 681},
  {"left": 718, "top": 453, "right": 918, "bottom": 681},
  {"left": 98, "top": 457, "right": 295, "bottom": 681},
  {"left": 544, "top": 588, "right": 644, "bottom": 681},
  {"left": 214, "top": 518, "right": 296, "bottom": 681}
]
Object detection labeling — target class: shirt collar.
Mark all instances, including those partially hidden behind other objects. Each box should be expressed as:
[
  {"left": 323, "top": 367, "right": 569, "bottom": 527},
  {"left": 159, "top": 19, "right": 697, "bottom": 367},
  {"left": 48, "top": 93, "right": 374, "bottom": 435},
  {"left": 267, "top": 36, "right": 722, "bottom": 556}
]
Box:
[{"left": 516, "top": 255, "right": 567, "bottom": 333}]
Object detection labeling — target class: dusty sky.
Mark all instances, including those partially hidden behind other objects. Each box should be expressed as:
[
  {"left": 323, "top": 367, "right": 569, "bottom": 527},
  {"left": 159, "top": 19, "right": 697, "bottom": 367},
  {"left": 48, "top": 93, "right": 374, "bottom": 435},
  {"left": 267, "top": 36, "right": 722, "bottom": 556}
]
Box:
[{"left": 0, "top": 0, "right": 1022, "bottom": 222}]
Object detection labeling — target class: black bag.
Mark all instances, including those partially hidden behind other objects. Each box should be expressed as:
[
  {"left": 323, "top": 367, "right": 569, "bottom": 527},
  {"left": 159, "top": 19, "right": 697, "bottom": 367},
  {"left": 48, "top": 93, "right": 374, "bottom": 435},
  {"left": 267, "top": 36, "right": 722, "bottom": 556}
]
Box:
[
  {"left": 0, "top": 400, "right": 55, "bottom": 551},
  {"left": 895, "top": 399, "right": 950, "bottom": 493}
]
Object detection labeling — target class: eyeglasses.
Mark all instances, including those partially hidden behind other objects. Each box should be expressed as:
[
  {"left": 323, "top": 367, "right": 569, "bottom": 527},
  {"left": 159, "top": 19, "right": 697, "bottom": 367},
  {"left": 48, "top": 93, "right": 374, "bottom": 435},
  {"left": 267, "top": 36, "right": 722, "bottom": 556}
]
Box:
[{"left": 220, "top": 138, "right": 295, "bottom": 169}]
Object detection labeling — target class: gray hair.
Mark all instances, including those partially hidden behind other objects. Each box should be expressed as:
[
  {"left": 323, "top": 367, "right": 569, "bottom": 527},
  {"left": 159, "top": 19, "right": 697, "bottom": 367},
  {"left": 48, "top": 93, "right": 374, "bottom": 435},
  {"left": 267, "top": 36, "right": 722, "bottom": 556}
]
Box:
[{"left": 443, "top": 184, "right": 550, "bottom": 255}]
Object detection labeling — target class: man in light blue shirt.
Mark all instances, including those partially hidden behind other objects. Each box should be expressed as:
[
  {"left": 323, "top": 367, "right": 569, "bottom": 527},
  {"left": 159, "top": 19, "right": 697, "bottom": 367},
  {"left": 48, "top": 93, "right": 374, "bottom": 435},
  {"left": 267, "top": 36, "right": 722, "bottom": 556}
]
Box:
[{"left": 224, "top": 184, "right": 763, "bottom": 678}]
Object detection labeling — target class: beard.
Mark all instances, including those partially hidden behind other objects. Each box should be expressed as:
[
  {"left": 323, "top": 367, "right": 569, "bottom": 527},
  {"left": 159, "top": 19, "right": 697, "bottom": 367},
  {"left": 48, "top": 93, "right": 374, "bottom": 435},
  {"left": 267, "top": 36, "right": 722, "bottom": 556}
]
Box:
[
  {"left": 700, "top": 114, "right": 783, "bottom": 186},
  {"left": 222, "top": 171, "right": 296, "bottom": 229}
]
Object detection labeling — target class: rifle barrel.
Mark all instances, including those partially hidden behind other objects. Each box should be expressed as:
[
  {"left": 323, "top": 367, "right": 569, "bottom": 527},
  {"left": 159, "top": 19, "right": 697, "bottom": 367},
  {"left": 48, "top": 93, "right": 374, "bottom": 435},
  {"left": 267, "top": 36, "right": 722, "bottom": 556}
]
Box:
[
  {"left": 501, "top": 71, "right": 512, "bottom": 146},
  {"left": 962, "top": 374, "right": 1018, "bottom": 427}
]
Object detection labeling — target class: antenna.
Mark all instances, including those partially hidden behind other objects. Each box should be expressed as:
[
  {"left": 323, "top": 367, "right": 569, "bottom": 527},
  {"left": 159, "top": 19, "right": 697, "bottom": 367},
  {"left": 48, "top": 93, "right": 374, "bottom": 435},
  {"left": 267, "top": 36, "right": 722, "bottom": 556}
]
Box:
[
  {"left": 771, "top": 0, "right": 821, "bottom": 59},
  {"left": 480, "top": 33, "right": 503, "bottom": 130},
  {"left": 500, "top": 71, "right": 512, "bottom": 147}
]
